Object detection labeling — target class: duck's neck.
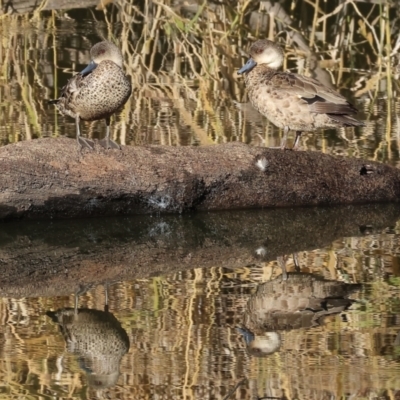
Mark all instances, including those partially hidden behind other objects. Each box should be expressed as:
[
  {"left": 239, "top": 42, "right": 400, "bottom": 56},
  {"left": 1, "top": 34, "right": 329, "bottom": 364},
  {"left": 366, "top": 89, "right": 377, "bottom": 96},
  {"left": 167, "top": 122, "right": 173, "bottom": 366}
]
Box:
[{"left": 244, "top": 64, "right": 277, "bottom": 86}]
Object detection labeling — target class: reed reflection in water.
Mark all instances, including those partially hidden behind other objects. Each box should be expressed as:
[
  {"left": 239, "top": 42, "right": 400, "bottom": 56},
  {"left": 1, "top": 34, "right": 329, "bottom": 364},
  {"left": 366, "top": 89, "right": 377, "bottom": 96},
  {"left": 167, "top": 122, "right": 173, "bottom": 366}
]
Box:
[{"left": 0, "top": 206, "right": 400, "bottom": 398}]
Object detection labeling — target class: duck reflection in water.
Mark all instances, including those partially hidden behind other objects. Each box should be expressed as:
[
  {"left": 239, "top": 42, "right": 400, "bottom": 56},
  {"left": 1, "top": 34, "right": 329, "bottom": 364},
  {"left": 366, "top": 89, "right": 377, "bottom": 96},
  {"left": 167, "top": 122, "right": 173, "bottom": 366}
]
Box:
[
  {"left": 238, "top": 39, "right": 364, "bottom": 150},
  {"left": 46, "top": 284, "right": 129, "bottom": 389},
  {"left": 255, "top": 247, "right": 300, "bottom": 281},
  {"left": 49, "top": 41, "right": 132, "bottom": 150},
  {"left": 237, "top": 273, "right": 361, "bottom": 357}
]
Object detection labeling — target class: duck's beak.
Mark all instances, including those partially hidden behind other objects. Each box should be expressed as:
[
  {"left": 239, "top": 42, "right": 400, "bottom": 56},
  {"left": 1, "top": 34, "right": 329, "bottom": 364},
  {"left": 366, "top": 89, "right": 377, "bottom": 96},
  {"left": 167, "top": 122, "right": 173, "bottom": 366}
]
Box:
[
  {"left": 236, "top": 326, "right": 255, "bottom": 345},
  {"left": 238, "top": 58, "right": 257, "bottom": 74},
  {"left": 80, "top": 60, "right": 98, "bottom": 76}
]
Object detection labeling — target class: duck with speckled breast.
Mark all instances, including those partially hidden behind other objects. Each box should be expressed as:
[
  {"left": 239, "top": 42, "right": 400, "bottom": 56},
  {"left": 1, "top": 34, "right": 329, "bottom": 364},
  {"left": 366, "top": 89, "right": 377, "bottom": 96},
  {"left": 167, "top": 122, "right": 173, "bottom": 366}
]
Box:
[
  {"left": 50, "top": 41, "right": 132, "bottom": 150},
  {"left": 238, "top": 39, "right": 364, "bottom": 150}
]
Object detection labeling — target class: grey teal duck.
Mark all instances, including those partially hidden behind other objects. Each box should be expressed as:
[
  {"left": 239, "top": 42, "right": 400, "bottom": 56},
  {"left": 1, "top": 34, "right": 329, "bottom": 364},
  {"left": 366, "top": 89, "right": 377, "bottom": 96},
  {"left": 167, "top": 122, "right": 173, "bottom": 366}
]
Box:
[
  {"left": 237, "top": 273, "right": 361, "bottom": 357},
  {"left": 238, "top": 39, "right": 364, "bottom": 150},
  {"left": 46, "top": 286, "right": 130, "bottom": 389},
  {"left": 50, "top": 41, "right": 132, "bottom": 150}
]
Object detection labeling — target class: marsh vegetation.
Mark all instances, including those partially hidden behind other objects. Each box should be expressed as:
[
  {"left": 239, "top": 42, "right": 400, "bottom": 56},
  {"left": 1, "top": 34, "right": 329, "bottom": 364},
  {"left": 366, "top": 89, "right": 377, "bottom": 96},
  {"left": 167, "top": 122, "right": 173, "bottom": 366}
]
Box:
[
  {"left": 1, "top": 0, "right": 400, "bottom": 161},
  {"left": 2, "top": 1, "right": 400, "bottom": 399}
]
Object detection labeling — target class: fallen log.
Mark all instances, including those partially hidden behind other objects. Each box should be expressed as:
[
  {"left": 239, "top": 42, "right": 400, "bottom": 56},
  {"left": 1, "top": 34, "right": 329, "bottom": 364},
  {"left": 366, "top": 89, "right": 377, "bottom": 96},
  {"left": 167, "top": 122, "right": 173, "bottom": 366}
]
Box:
[{"left": 0, "top": 138, "right": 399, "bottom": 220}]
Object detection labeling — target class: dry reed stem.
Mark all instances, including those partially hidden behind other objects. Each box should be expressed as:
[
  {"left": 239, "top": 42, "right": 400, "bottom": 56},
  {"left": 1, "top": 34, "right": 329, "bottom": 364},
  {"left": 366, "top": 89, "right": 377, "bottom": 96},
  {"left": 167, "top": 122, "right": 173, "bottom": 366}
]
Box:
[{"left": 0, "top": 1, "right": 399, "bottom": 159}]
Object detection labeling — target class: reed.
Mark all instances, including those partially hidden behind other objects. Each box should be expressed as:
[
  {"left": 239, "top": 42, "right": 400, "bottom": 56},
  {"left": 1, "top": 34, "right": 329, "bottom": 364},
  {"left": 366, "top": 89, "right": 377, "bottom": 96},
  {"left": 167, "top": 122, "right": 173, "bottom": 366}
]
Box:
[{"left": 0, "top": 0, "right": 399, "bottom": 158}]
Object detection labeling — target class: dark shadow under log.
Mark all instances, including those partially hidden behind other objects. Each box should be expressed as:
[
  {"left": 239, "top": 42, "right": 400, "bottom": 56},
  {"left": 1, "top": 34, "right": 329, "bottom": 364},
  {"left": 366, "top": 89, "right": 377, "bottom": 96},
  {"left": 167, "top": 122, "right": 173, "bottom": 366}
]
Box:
[{"left": 0, "top": 138, "right": 399, "bottom": 220}]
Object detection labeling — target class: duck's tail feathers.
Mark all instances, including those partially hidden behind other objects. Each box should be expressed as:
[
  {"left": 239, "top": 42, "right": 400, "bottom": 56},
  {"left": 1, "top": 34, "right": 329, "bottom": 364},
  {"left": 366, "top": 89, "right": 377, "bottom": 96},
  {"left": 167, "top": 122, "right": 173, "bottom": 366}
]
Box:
[{"left": 328, "top": 114, "right": 365, "bottom": 127}]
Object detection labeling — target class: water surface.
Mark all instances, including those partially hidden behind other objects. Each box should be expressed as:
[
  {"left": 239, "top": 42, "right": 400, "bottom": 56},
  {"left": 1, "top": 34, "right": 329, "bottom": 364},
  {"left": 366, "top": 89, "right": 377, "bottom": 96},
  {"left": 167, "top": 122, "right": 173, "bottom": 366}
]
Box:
[
  {"left": 2, "top": 2, "right": 400, "bottom": 399},
  {"left": 1, "top": 205, "right": 400, "bottom": 399}
]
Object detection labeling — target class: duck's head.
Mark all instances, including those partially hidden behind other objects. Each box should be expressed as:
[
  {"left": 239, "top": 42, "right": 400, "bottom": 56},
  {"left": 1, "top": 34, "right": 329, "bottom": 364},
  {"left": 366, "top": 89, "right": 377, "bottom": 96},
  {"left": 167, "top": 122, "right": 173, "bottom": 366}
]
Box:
[
  {"left": 237, "top": 327, "right": 281, "bottom": 357},
  {"left": 80, "top": 41, "right": 124, "bottom": 76},
  {"left": 238, "top": 39, "right": 284, "bottom": 74}
]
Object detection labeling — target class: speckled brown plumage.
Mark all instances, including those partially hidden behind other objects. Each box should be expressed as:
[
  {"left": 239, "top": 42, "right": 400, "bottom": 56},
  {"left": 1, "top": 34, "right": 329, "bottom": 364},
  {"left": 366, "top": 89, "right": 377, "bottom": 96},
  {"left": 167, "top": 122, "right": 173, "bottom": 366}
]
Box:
[
  {"left": 47, "top": 307, "right": 130, "bottom": 389},
  {"left": 238, "top": 39, "right": 364, "bottom": 150},
  {"left": 238, "top": 273, "right": 361, "bottom": 356},
  {"left": 58, "top": 61, "right": 131, "bottom": 122},
  {"left": 50, "top": 41, "right": 132, "bottom": 150}
]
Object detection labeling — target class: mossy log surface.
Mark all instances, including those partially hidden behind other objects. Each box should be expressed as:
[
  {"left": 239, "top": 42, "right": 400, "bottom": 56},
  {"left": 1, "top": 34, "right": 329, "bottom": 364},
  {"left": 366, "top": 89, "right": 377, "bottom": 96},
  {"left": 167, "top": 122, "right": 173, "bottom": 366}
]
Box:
[{"left": 0, "top": 138, "right": 399, "bottom": 220}]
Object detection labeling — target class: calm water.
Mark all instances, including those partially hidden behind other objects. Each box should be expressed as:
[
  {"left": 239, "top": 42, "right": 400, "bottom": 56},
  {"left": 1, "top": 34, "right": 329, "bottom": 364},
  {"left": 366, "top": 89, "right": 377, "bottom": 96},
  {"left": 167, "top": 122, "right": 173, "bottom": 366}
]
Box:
[
  {"left": 2, "top": 2, "right": 400, "bottom": 399},
  {"left": 2, "top": 205, "right": 400, "bottom": 399}
]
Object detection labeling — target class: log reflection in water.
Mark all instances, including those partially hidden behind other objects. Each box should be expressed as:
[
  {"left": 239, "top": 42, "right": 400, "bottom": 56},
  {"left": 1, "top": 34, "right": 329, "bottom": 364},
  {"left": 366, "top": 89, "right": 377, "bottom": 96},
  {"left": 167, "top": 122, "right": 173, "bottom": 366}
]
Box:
[{"left": 1, "top": 203, "right": 399, "bottom": 298}]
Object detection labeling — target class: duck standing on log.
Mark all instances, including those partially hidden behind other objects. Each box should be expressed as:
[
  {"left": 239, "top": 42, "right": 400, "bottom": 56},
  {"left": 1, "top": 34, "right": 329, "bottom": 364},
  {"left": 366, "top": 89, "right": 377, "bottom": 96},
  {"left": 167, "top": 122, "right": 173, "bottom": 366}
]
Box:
[
  {"left": 238, "top": 39, "right": 364, "bottom": 150},
  {"left": 50, "top": 41, "right": 132, "bottom": 150}
]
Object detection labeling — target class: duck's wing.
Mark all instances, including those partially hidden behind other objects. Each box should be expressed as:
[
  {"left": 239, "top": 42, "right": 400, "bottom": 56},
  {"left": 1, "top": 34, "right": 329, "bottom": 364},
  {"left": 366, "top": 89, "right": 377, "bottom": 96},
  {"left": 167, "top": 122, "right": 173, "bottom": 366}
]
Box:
[
  {"left": 51, "top": 73, "right": 84, "bottom": 104},
  {"left": 49, "top": 71, "right": 87, "bottom": 106},
  {"left": 271, "top": 72, "right": 359, "bottom": 115}
]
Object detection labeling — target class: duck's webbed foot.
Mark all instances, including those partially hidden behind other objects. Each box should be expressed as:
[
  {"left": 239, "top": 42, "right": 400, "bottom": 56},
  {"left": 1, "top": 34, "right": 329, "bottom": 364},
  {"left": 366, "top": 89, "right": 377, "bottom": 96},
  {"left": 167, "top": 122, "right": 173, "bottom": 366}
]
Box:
[
  {"left": 77, "top": 136, "right": 95, "bottom": 150},
  {"left": 277, "top": 255, "right": 288, "bottom": 281},
  {"left": 100, "top": 118, "right": 121, "bottom": 150},
  {"left": 75, "top": 115, "right": 95, "bottom": 150},
  {"left": 280, "top": 126, "right": 290, "bottom": 150},
  {"left": 292, "top": 131, "right": 302, "bottom": 151},
  {"left": 99, "top": 137, "right": 121, "bottom": 150}
]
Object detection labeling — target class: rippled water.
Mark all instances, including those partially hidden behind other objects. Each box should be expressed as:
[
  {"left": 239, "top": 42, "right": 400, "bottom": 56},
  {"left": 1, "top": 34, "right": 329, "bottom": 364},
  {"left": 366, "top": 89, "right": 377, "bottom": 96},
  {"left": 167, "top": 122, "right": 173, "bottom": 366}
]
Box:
[
  {"left": 2, "top": 2, "right": 400, "bottom": 399},
  {"left": 1, "top": 205, "right": 400, "bottom": 399}
]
